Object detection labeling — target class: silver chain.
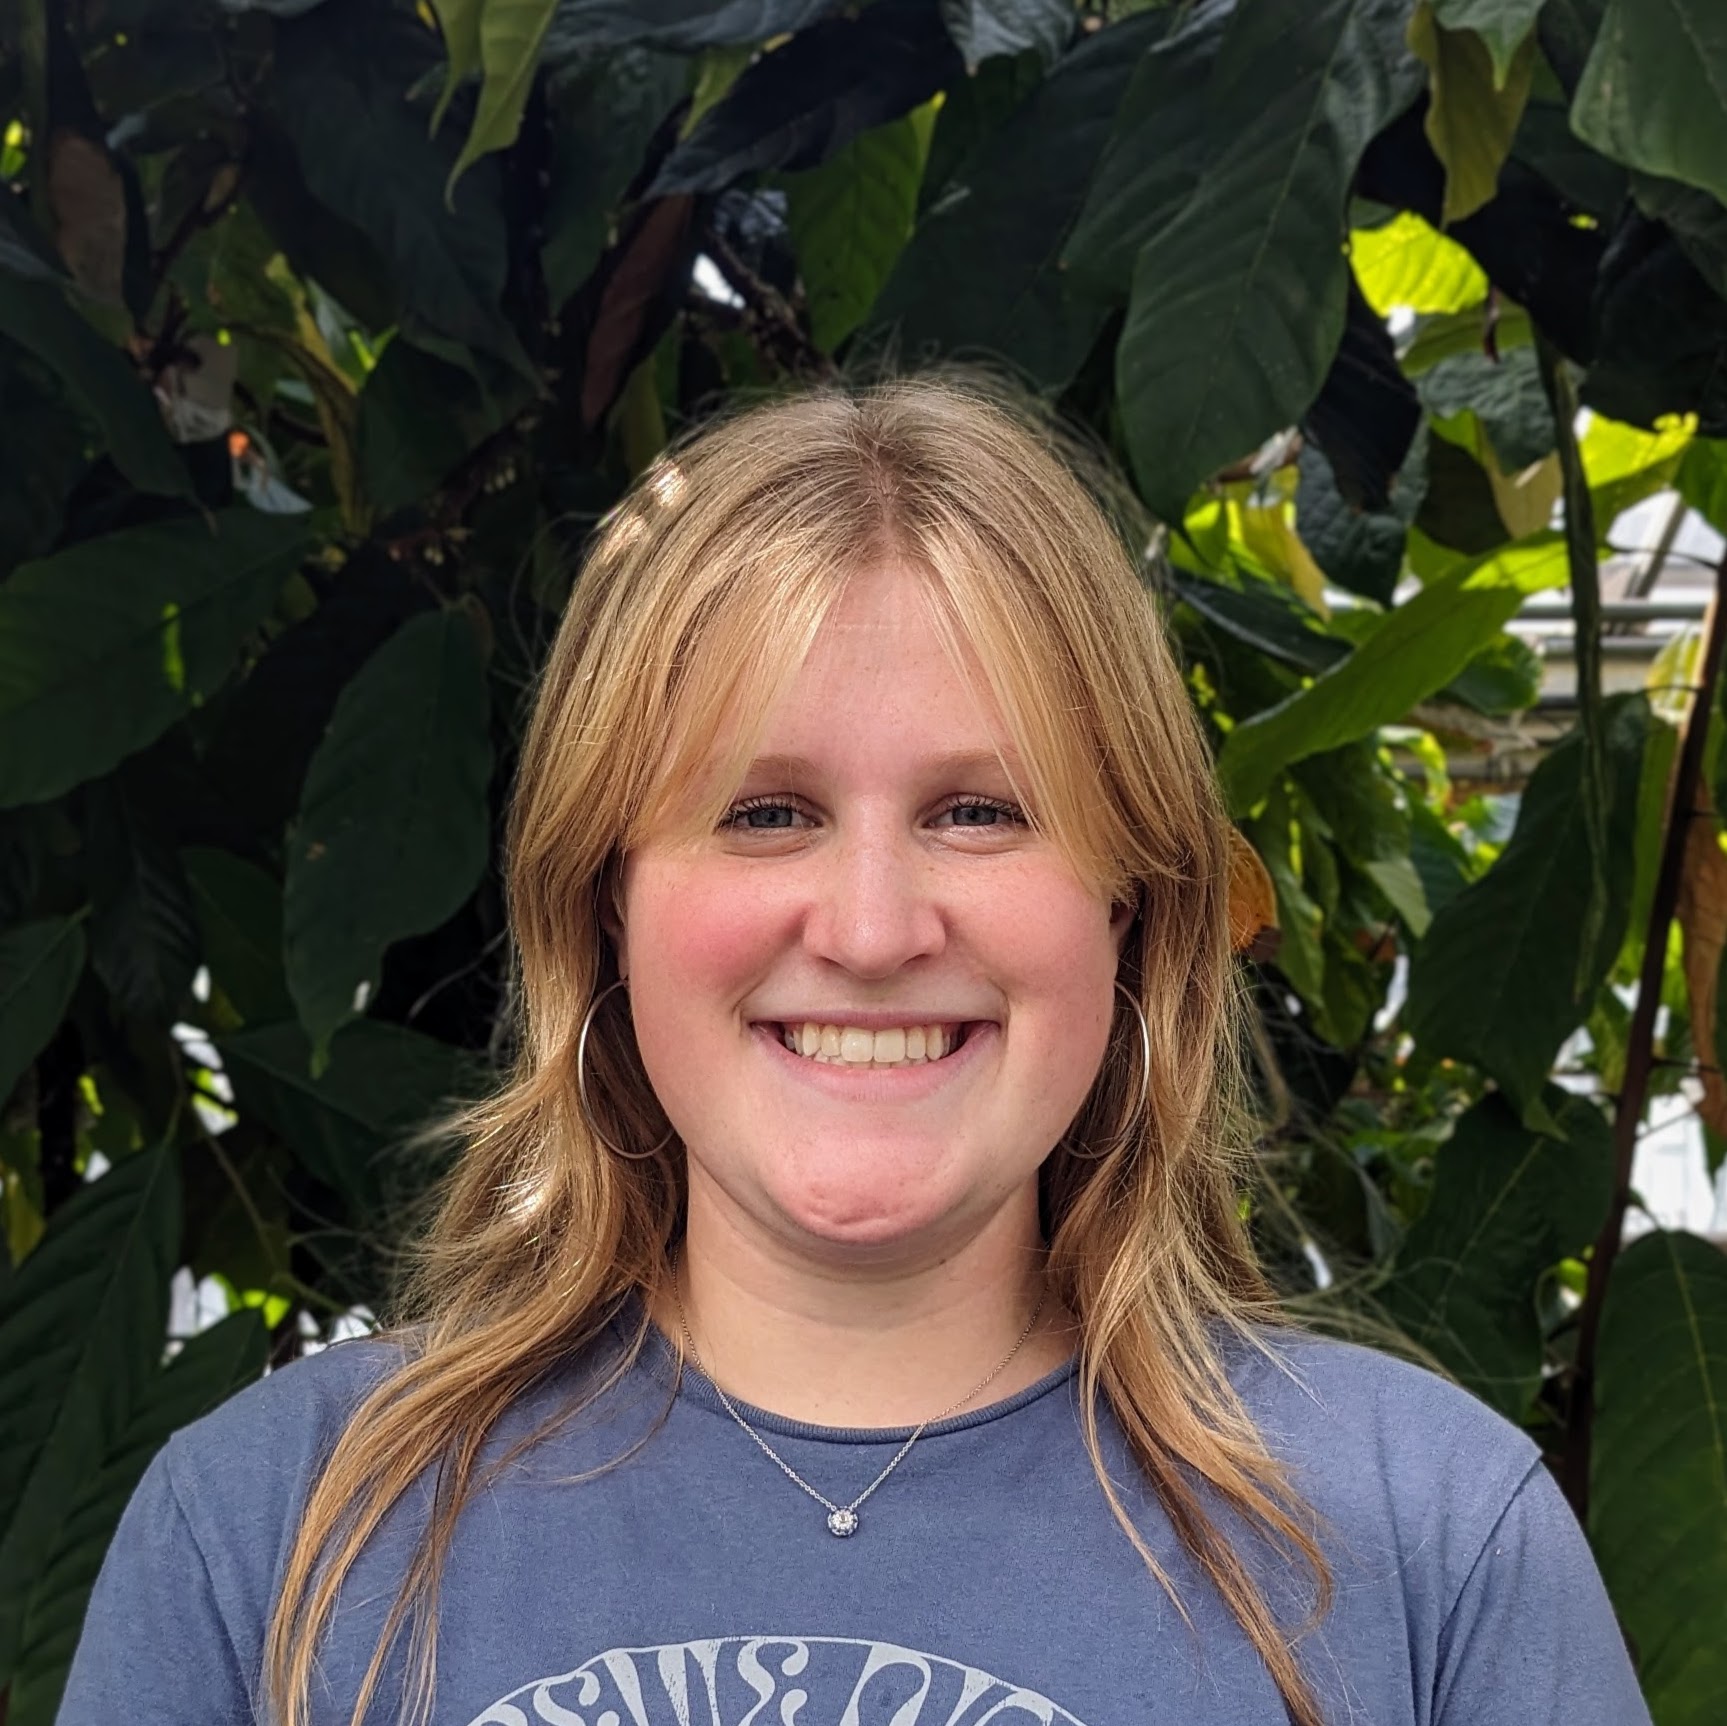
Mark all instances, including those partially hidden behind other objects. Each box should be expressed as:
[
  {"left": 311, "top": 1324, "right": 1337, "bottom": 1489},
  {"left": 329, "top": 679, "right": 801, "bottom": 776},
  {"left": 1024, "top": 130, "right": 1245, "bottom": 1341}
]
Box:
[{"left": 670, "top": 1263, "right": 1048, "bottom": 1538}]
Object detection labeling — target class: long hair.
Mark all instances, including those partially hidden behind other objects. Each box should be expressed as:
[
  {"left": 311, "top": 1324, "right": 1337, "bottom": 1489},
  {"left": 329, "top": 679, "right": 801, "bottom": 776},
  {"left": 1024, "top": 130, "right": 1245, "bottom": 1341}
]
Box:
[{"left": 262, "top": 374, "right": 1332, "bottom": 1726}]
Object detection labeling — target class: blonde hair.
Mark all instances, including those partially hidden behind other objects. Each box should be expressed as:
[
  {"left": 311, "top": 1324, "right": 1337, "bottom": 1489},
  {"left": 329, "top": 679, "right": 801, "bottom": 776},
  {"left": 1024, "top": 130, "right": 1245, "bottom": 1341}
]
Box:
[{"left": 263, "top": 373, "right": 1332, "bottom": 1726}]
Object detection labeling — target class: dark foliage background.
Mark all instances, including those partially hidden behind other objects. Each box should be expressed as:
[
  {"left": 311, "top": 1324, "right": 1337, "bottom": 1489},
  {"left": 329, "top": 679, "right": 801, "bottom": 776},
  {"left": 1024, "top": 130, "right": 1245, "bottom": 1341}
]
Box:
[{"left": 3, "top": 1, "right": 1727, "bottom": 1719}]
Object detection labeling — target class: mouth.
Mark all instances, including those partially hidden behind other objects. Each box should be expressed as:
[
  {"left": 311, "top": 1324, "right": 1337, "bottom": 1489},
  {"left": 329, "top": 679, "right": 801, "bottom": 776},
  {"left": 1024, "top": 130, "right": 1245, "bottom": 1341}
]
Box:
[{"left": 762, "top": 1020, "right": 980, "bottom": 1069}]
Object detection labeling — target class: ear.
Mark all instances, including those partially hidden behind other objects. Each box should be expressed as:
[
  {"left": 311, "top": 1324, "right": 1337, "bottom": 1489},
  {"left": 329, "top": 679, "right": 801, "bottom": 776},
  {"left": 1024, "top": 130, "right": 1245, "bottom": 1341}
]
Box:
[{"left": 1108, "top": 889, "right": 1140, "bottom": 953}]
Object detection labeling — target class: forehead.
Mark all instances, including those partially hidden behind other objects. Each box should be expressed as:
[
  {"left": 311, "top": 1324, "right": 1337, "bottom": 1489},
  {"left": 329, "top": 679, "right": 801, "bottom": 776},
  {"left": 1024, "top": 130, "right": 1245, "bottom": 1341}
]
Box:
[{"left": 764, "top": 562, "right": 1007, "bottom": 736}]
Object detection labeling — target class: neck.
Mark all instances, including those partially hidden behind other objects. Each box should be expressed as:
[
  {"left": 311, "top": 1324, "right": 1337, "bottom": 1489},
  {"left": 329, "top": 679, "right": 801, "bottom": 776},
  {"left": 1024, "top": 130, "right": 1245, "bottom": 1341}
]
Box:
[{"left": 651, "top": 1187, "right": 1075, "bottom": 1428}]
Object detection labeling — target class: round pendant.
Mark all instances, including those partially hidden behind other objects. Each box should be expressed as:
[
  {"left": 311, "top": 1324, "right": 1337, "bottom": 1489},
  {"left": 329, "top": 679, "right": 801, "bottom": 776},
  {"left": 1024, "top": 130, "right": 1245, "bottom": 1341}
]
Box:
[{"left": 826, "top": 1508, "right": 860, "bottom": 1538}]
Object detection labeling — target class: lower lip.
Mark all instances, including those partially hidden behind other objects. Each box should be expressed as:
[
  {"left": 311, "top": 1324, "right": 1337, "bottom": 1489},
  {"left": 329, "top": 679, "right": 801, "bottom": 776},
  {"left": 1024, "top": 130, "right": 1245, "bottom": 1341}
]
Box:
[{"left": 750, "top": 1022, "right": 996, "bottom": 1099}]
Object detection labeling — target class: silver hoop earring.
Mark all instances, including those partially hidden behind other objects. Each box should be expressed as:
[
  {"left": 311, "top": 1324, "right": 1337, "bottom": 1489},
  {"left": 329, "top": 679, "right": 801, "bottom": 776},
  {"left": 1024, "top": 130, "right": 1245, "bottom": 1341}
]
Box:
[
  {"left": 1063, "top": 980, "right": 1153, "bottom": 1164},
  {"left": 576, "top": 978, "right": 676, "bottom": 1162}
]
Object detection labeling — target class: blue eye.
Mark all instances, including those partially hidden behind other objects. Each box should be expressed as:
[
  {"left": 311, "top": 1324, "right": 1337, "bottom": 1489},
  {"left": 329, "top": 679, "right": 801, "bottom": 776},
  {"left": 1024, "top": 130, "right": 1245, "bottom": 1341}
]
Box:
[
  {"left": 943, "top": 798, "right": 1022, "bottom": 827},
  {"left": 724, "top": 797, "right": 801, "bottom": 830}
]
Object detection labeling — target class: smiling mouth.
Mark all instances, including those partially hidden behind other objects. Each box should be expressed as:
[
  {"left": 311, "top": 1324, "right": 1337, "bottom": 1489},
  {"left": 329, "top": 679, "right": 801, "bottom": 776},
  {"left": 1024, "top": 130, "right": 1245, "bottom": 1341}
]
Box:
[{"left": 769, "top": 1022, "right": 974, "bottom": 1067}]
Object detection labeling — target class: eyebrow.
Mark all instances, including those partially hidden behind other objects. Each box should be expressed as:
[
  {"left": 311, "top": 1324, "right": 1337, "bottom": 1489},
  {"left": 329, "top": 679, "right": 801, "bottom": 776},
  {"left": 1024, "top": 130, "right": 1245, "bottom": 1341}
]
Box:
[{"left": 739, "top": 749, "right": 1023, "bottom": 782}]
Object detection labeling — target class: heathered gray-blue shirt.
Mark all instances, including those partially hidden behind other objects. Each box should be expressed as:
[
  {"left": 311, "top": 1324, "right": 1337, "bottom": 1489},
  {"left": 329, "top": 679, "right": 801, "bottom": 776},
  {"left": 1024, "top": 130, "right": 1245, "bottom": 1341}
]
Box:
[{"left": 58, "top": 1319, "right": 1651, "bottom": 1726}]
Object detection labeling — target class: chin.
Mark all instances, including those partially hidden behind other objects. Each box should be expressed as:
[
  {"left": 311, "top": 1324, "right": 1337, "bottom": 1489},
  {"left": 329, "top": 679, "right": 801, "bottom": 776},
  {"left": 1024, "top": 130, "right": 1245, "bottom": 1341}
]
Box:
[{"left": 764, "top": 1164, "right": 987, "bottom": 1257}]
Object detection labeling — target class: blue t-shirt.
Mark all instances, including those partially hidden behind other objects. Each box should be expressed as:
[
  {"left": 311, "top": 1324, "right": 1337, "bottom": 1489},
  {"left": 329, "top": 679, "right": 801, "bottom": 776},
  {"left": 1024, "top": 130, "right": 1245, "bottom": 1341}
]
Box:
[{"left": 58, "top": 1319, "right": 1650, "bottom": 1726}]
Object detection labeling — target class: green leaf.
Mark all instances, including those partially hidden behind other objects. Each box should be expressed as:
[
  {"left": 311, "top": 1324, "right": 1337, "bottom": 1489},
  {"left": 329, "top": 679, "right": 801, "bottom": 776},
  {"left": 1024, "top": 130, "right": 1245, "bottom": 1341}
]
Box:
[
  {"left": 0, "top": 276, "right": 189, "bottom": 500},
  {"left": 6, "top": 1309, "right": 266, "bottom": 1726},
  {"left": 1409, "top": 2, "right": 1536, "bottom": 225},
  {"left": 1403, "top": 693, "right": 1648, "bottom": 1121},
  {"left": 540, "top": 48, "right": 688, "bottom": 308},
  {"left": 1571, "top": 0, "right": 1727, "bottom": 207},
  {"left": 652, "top": 0, "right": 960, "bottom": 193},
  {"left": 1678, "top": 436, "right": 1727, "bottom": 535},
  {"left": 785, "top": 106, "right": 935, "bottom": 352},
  {"left": 1382, "top": 1086, "right": 1611, "bottom": 1418},
  {"left": 872, "top": 9, "right": 1168, "bottom": 387},
  {"left": 1592, "top": 1230, "right": 1727, "bottom": 1726},
  {"left": 543, "top": 0, "right": 837, "bottom": 56},
  {"left": 1106, "top": 0, "right": 1426, "bottom": 521},
  {"left": 1431, "top": 0, "right": 1547, "bottom": 86},
  {"left": 1295, "top": 423, "right": 1428, "bottom": 607},
  {"left": 284, "top": 610, "right": 494, "bottom": 1061},
  {"left": 1348, "top": 210, "right": 1489, "bottom": 315},
  {"left": 181, "top": 849, "right": 292, "bottom": 1027},
  {"left": 0, "top": 511, "right": 310, "bottom": 810},
  {"left": 219, "top": 1018, "right": 480, "bottom": 1209},
  {"left": 1419, "top": 345, "right": 1557, "bottom": 471},
  {"left": 0, "top": 920, "right": 85, "bottom": 1112},
  {"left": 939, "top": 0, "right": 1072, "bottom": 68},
  {"left": 445, "top": 0, "right": 561, "bottom": 194},
  {"left": 267, "top": 6, "right": 529, "bottom": 373},
  {"left": 356, "top": 337, "right": 534, "bottom": 515},
  {"left": 83, "top": 776, "right": 200, "bottom": 1025},
  {"left": 0, "top": 1149, "right": 179, "bottom": 1686},
  {"left": 1217, "top": 536, "right": 1571, "bottom": 813},
  {"left": 429, "top": 0, "right": 486, "bottom": 135}
]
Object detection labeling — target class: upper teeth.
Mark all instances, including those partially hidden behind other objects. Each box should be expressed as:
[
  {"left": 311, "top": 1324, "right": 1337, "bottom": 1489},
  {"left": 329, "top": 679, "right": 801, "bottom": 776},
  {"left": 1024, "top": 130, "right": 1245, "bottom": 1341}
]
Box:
[{"left": 779, "top": 1023, "right": 963, "bottom": 1064}]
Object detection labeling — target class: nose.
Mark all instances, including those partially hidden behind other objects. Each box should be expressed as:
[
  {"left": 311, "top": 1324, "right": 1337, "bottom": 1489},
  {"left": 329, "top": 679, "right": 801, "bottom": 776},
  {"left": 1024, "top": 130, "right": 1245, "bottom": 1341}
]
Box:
[{"left": 799, "top": 813, "right": 947, "bottom": 979}]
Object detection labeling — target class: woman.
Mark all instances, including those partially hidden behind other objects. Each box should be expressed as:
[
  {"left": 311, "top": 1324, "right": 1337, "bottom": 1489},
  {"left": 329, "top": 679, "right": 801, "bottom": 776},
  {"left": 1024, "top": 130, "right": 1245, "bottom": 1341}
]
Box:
[{"left": 61, "top": 377, "right": 1647, "bottom": 1726}]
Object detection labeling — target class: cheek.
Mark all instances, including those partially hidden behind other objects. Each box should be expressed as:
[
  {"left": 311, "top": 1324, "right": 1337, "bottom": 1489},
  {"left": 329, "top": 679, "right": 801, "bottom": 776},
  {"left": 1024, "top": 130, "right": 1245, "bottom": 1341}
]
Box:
[{"left": 625, "top": 864, "right": 788, "bottom": 1038}]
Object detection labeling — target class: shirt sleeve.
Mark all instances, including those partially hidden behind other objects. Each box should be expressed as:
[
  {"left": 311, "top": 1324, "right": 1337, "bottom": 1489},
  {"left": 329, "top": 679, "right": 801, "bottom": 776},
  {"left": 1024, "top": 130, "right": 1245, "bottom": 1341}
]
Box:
[
  {"left": 56, "top": 1444, "right": 257, "bottom": 1726},
  {"left": 1433, "top": 1457, "right": 1652, "bottom": 1726}
]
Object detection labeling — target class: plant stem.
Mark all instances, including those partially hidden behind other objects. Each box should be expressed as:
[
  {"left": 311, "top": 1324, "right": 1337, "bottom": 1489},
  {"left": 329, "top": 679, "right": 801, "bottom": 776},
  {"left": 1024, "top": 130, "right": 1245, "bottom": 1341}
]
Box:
[{"left": 1562, "top": 543, "right": 1727, "bottom": 1518}]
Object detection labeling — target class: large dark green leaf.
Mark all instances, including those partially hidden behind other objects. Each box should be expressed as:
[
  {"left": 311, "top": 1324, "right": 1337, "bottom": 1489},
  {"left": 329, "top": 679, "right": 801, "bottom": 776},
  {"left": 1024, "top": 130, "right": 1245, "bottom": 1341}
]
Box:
[
  {"left": 1419, "top": 345, "right": 1557, "bottom": 471},
  {"left": 1592, "top": 1230, "right": 1727, "bottom": 1726},
  {"left": 544, "top": 0, "right": 838, "bottom": 56},
  {"left": 0, "top": 185, "right": 68, "bottom": 288},
  {"left": 83, "top": 777, "right": 199, "bottom": 1025},
  {"left": 1571, "top": 0, "right": 1727, "bottom": 207},
  {"left": 1295, "top": 425, "right": 1428, "bottom": 608},
  {"left": 1216, "top": 536, "right": 1571, "bottom": 813},
  {"left": 1634, "top": 173, "right": 1727, "bottom": 300},
  {"left": 0, "top": 1149, "right": 179, "bottom": 1686},
  {"left": 266, "top": 5, "right": 527, "bottom": 371},
  {"left": 1404, "top": 693, "right": 1648, "bottom": 1125},
  {"left": 1383, "top": 1087, "right": 1612, "bottom": 1419},
  {"left": 1104, "top": 0, "right": 1424, "bottom": 520},
  {"left": 181, "top": 849, "right": 292, "bottom": 1027},
  {"left": 870, "top": 9, "right": 1166, "bottom": 387},
  {"left": 939, "top": 0, "right": 1072, "bottom": 68},
  {"left": 0, "top": 277, "right": 188, "bottom": 500},
  {"left": 219, "top": 1018, "right": 480, "bottom": 1209},
  {"left": 0, "top": 511, "right": 310, "bottom": 810},
  {"left": 651, "top": 0, "right": 961, "bottom": 193},
  {"left": 356, "top": 339, "right": 535, "bottom": 516},
  {"left": 541, "top": 47, "right": 689, "bottom": 307},
  {"left": 6, "top": 1309, "right": 267, "bottom": 1726},
  {"left": 1583, "top": 214, "right": 1727, "bottom": 438},
  {"left": 1060, "top": 0, "right": 1232, "bottom": 293},
  {"left": 0, "top": 920, "right": 85, "bottom": 1112},
  {"left": 284, "top": 610, "right": 494, "bottom": 1060}
]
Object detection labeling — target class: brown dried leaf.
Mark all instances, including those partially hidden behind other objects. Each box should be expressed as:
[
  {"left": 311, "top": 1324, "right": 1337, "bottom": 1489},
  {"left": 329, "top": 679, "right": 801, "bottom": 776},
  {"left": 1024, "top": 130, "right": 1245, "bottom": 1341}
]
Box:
[
  {"left": 1675, "top": 793, "right": 1727, "bottom": 1139},
  {"left": 48, "top": 129, "right": 127, "bottom": 308},
  {"left": 1227, "top": 825, "right": 1279, "bottom": 956}
]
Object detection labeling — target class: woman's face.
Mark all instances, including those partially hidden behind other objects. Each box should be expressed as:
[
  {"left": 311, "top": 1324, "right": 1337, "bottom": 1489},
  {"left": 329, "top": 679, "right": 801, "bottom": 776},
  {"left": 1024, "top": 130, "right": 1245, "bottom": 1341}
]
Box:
[{"left": 611, "top": 562, "right": 1134, "bottom": 1269}]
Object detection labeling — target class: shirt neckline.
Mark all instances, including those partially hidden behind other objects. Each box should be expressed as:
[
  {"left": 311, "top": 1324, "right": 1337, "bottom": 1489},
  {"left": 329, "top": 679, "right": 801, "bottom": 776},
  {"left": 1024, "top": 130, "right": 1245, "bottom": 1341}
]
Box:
[{"left": 631, "top": 1303, "right": 1080, "bottom": 1447}]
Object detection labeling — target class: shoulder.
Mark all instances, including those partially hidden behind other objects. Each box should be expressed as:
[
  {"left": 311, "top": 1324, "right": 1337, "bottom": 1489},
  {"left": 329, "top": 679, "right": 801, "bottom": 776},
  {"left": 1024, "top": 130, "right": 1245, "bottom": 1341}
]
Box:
[
  {"left": 1221, "top": 1326, "right": 1545, "bottom": 1579},
  {"left": 158, "top": 1334, "right": 408, "bottom": 1547}
]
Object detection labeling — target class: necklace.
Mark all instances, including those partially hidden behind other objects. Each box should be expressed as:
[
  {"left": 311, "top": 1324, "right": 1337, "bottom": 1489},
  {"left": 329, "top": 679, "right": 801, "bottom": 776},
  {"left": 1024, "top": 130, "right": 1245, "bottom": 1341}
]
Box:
[{"left": 670, "top": 1269, "right": 1049, "bottom": 1539}]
